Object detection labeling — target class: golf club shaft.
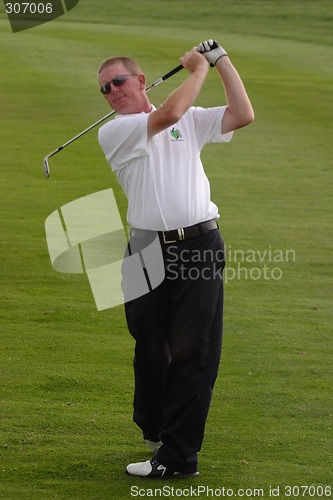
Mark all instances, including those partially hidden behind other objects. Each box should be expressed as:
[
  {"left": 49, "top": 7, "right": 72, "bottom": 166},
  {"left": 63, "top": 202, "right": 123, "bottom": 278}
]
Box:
[
  {"left": 44, "top": 64, "right": 184, "bottom": 177},
  {"left": 146, "top": 64, "right": 183, "bottom": 91}
]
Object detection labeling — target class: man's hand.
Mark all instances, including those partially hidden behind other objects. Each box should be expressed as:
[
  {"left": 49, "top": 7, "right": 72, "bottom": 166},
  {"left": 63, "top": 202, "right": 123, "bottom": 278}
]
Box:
[
  {"left": 197, "top": 40, "right": 228, "bottom": 67},
  {"left": 180, "top": 47, "right": 209, "bottom": 74}
]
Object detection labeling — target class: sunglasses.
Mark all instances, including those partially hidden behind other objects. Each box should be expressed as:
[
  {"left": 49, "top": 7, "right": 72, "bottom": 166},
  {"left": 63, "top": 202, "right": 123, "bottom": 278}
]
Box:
[{"left": 100, "top": 74, "right": 136, "bottom": 95}]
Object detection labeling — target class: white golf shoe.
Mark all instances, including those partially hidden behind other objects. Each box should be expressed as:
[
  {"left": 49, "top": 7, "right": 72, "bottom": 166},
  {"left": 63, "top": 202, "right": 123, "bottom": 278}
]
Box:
[{"left": 126, "top": 456, "right": 199, "bottom": 479}]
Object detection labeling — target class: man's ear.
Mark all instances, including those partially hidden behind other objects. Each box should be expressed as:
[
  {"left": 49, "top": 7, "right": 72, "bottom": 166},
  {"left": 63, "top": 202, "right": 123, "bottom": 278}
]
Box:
[{"left": 138, "top": 74, "right": 146, "bottom": 90}]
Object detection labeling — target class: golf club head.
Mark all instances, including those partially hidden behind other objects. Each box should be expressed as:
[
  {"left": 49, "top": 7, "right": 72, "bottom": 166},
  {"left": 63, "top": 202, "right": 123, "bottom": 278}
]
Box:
[{"left": 43, "top": 156, "right": 50, "bottom": 178}]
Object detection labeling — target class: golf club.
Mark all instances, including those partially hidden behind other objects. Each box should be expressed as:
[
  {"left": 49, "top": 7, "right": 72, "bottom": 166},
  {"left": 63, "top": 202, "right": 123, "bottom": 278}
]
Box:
[{"left": 43, "top": 63, "right": 184, "bottom": 178}]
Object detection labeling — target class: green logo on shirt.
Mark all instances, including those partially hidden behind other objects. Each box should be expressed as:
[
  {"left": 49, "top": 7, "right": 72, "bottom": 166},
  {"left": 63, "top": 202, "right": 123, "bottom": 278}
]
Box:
[{"left": 170, "top": 127, "right": 183, "bottom": 141}]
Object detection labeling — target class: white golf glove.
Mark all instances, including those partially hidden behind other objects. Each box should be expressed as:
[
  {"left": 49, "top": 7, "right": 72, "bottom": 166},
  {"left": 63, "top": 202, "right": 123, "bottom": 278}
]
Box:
[{"left": 197, "top": 39, "right": 228, "bottom": 67}]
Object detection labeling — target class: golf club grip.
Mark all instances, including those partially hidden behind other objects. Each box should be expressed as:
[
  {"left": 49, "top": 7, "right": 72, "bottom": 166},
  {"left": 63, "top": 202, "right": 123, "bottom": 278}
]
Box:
[{"left": 162, "top": 64, "right": 183, "bottom": 81}]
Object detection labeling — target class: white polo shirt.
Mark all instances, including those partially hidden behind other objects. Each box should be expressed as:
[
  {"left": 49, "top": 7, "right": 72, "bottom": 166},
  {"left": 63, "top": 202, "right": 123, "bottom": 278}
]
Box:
[{"left": 98, "top": 106, "right": 233, "bottom": 231}]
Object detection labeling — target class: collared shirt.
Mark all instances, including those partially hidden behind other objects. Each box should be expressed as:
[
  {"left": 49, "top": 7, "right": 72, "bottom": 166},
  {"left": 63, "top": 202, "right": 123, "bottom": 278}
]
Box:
[{"left": 98, "top": 105, "right": 233, "bottom": 230}]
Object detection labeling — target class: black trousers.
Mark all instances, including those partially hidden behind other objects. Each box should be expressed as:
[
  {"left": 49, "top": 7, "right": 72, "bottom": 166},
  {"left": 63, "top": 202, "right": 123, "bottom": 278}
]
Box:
[{"left": 124, "top": 228, "right": 225, "bottom": 473}]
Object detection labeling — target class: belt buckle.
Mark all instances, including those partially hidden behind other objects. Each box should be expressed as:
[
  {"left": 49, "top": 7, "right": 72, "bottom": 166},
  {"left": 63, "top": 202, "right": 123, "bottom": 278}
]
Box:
[{"left": 162, "top": 228, "right": 185, "bottom": 244}]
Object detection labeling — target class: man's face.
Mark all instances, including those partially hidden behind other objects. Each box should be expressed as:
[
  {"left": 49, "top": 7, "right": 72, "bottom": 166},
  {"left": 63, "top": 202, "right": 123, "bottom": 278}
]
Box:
[{"left": 99, "top": 63, "right": 147, "bottom": 114}]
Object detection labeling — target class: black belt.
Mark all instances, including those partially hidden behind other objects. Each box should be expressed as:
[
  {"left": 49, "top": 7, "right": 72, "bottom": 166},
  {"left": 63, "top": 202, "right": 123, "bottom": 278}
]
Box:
[{"left": 130, "top": 219, "right": 218, "bottom": 244}]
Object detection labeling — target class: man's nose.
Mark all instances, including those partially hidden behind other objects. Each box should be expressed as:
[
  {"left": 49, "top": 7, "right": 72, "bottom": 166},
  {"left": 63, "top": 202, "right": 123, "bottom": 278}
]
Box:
[{"left": 110, "top": 82, "right": 121, "bottom": 93}]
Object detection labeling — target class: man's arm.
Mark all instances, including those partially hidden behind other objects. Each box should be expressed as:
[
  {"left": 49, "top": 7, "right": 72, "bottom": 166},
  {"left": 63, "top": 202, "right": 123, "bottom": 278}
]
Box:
[
  {"left": 197, "top": 40, "right": 254, "bottom": 134},
  {"left": 217, "top": 56, "right": 255, "bottom": 134},
  {"left": 147, "top": 49, "right": 209, "bottom": 139}
]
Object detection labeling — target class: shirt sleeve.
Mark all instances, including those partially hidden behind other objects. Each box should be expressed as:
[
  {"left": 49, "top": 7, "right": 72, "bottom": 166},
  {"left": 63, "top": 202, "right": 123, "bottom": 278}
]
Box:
[
  {"left": 192, "top": 106, "right": 233, "bottom": 150},
  {"left": 98, "top": 113, "right": 149, "bottom": 172}
]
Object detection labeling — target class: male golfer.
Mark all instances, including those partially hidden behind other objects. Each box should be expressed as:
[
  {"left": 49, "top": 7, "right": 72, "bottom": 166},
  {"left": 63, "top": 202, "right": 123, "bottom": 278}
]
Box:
[{"left": 98, "top": 40, "right": 254, "bottom": 478}]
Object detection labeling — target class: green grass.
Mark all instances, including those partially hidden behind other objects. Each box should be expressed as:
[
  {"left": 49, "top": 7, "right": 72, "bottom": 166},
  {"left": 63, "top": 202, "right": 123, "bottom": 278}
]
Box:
[{"left": 1, "top": 1, "right": 332, "bottom": 498}]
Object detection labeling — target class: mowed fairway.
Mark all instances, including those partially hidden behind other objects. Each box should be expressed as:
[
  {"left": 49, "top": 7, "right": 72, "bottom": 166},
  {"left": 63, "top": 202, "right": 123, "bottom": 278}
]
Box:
[{"left": 1, "top": 1, "right": 332, "bottom": 498}]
